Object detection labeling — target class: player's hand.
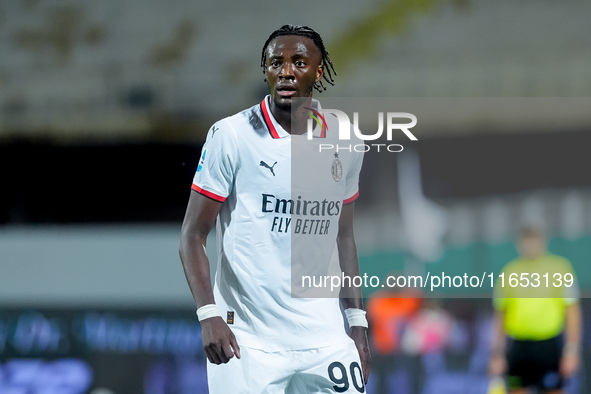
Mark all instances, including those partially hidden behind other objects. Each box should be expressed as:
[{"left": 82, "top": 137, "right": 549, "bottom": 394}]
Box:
[
  {"left": 487, "top": 353, "right": 507, "bottom": 377},
  {"left": 201, "top": 316, "right": 241, "bottom": 364},
  {"left": 560, "top": 352, "right": 579, "bottom": 378},
  {"left": 350, "top": 326, "right": 371, "bottom": 384}
]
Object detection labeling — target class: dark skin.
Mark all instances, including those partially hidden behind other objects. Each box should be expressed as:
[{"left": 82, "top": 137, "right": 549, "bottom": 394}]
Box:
[
  {"left": 264, "top": 35, "right": 322, "bottom": 135},
  {"left": 179, "top": 192, "right": 240, "bottom": 364},
  {"left": 337, "top": 201, "right": 372, "bottom": 384},
  {"left": 179, "top": 34, "right": 370, "bottom": 384}
]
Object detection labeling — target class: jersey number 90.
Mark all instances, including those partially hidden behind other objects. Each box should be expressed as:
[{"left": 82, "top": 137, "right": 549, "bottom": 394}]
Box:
[{"left": 328, "top": 361, "right": 364, "bottom": 393}]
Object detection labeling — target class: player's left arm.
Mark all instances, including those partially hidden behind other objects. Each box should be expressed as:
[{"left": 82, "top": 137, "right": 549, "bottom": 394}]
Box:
[
  {"left": 337, "top": 201, "right": 371, "bottom": 384},
  {"left": 561, "top": 301, "right": 582, "bottom": 377}
]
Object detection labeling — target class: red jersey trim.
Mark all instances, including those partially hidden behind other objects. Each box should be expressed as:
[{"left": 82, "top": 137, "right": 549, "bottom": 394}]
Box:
[
  {"left": 260, "top": 98, "right": 281, "bottom": 139},
  {"left": 192, "top": 184, "right": 227, "bottom": 202},
  {"left": 343, "top": 191, "right": 359, "bottom": 205}
]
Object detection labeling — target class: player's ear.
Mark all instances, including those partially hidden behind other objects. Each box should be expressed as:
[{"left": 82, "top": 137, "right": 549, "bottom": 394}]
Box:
[{"left": 315, "top": 65, "right": 324, "bottom": 83}]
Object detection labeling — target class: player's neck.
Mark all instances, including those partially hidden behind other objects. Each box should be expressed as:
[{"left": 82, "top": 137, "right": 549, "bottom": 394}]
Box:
[
  {"left": 522, "top": 252, "right": 546, "bottom": 261},
  {"left": 269, "top": 97, "right": 313, "bottom": 135}
]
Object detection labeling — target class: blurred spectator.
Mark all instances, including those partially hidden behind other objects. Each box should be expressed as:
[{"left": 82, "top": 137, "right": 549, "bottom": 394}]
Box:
[
  {"left": 367, "top": 288, "right": 422, "bottom": 355},
  {"left": 401, "top": 299, "right": 452, "bottom": 355}
]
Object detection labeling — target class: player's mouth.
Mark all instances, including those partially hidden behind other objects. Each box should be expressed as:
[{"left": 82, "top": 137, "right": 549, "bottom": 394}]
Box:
[{"left": 276, "top": 86, "right": 297, "bottom": 97}]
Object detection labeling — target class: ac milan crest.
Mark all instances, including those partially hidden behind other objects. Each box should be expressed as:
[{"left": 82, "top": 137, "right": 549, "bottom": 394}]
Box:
[{"left": 331, "top": 152, "right": 342, "bottom": 182}]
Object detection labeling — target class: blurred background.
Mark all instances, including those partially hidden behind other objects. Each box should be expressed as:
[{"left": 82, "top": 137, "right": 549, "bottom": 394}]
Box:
[{"left": 1, "top": 0, "right": 590, "bottom": 393}]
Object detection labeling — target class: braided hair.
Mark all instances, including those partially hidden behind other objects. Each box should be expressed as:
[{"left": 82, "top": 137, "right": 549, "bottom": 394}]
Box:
[{"left": 261, "top": 25, "right": 337, "bottom": 92}]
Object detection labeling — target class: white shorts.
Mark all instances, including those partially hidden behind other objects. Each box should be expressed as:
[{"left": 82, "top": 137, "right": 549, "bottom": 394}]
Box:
[{"left": 207, "top": 339, "right": 365, "bottom": 393}]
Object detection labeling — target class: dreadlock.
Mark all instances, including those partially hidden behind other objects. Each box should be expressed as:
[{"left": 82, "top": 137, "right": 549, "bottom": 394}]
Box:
[{"left": 261, "top": 25, "right": 337, "bottom": 92}]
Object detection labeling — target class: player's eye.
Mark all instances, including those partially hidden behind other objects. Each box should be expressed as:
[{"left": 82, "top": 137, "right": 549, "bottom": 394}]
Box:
[
  {"left": 270, "top": 60, "right": 281, "bottom": 67},
  {"left": 295, "top": 61, "right": 306, "bottom": 67}
]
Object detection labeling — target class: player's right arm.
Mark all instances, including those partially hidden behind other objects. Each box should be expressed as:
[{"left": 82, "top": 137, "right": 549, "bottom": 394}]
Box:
[
  {"left": 489, "top": 273, "right": 508, "bottom": 376},
  {"left": 179, "top": 190, "right": 240, "bottom": 364},
  {"left": 488, "top": 310, "right": 507, "bottom": 376}
]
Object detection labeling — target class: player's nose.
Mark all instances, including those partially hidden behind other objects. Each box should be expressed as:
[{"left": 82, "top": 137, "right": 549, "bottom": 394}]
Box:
[{"left": 279, "top": 63, "right": 295, "bottom": 78}]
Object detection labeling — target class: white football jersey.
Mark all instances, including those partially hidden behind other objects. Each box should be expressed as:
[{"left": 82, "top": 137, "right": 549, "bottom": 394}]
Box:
[{"left": 192, "top": 95, "right": 364, "bottom": 351}]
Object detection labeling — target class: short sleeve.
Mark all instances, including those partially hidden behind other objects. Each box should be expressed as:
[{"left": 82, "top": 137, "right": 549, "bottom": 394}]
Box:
[
  {"left": 562, "top": 259, "right": 580, "bottom": 304},
  {"left": 493, "top": 296, "right": 507, "bottom": 311},
  {"left": 343, "top": 149, "right": 364, "bottom": 204},
  {"left": 191, "top": 120, "right": 238, "bottom": 202},
  {"left": 492, "top": 277, "right": 507, "bottom": 311},
  {"left": 492, "top": 264, "right": 511, "bottom": 311}
]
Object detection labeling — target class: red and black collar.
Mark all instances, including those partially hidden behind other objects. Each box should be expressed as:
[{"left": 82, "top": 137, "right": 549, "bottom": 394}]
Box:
[
  {"left": 260, "top": 97, "right": 281, "bottom": 139},
  {"left": 260, "top": 96, "right": 326, "bottom": 139}
]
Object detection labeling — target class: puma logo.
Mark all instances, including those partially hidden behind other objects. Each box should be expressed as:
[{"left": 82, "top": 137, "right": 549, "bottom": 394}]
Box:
[{"left": 259, "top": 160, "right": 277, "bottom": 176}]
